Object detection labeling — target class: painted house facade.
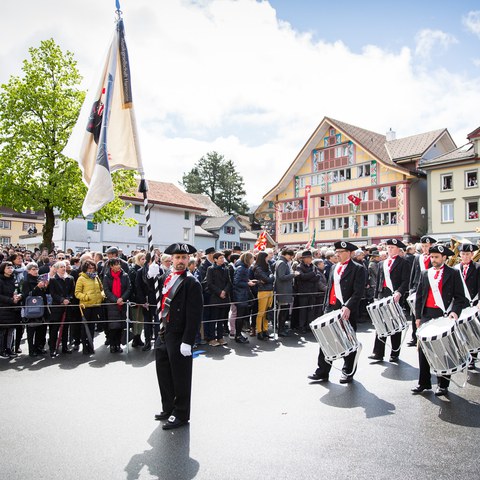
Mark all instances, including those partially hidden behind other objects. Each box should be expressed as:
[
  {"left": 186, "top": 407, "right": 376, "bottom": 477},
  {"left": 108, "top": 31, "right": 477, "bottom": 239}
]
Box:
[{"left": 262, "top": 117, "right": 456, "bottom": 247}]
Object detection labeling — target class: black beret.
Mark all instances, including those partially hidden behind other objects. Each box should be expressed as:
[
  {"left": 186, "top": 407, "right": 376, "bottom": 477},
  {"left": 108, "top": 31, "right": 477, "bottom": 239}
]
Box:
[
  {"left": 105, "top": 247, "right": 119, "bottom": 255},
  {"left": 458, "top": 243, "right": 478, "bottom": 252},
  {"left": 386, "top": 238, "right": 406, "bottom": 249},
  {"left": 164, "top": 243, "right": 197, "bottom": 255},
  {"left": 301, "top": 250, "right": 313, "bottom": 258},
  {"left": 205, "top": 247, "right": 215, "bottom": 255},
  {"left": 429, "top": 244, "right": 454, "bottom": 256},
  {"left": 232, "top": 245, "right": 242, "bottom": 252},
  {"left": 334, "top": 241, "right": 357, "bottom": 252},
  {"left": 420, "top": 235, "right": 437, "bottom": 244}
]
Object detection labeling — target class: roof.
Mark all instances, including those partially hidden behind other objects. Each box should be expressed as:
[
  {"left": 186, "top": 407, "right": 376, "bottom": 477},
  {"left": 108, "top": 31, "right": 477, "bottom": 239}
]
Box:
[
  {"left": 420, "top": 143, "right": 476, "bottom": 168},
  {"left": 467, "top": 126, "right": 480, "bottom": 140},
  {"left": 122, "top": 180, "right": 206, "bottom": 212},
  {"left": 0, "top": 207, "right": 44, "bottom": 220},
  {"left": 187, "top": 193, "right": 225, "bottom": 217},
  {"left": 200, "top": 215, "right": 243, "bottom": 232},
  {"left": 385, "top": 128, "right": 447, "bottom": 161},
  {"left": 194, "top": 225, "right": 217, "bottom": 238},
  {"left": 239, "top": 230, "right": 257, "bottom": 241},
  {"left": 263, "top": 116, "right": 413, "bottom": 200}
]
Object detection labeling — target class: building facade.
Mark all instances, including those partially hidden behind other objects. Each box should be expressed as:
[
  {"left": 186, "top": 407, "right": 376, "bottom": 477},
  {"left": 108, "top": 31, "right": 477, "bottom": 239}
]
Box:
[
  {"left": 420, "top": 126, "right": 480, "bottom": 243},
  {"left": 261, "top": 117, "right": 456, "bottom": 247},
  {"left": 0, "top": 208, "right": 44, "bottom": 246}
]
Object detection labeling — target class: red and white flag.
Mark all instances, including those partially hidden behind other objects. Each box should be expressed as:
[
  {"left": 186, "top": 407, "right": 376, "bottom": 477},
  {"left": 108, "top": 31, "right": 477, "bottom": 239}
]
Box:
[{"left": 304, "top": 185, "right": 311, "bottom": 226}]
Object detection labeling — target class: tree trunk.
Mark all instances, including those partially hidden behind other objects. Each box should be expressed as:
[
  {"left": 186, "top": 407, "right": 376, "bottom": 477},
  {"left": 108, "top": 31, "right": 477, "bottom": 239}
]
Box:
[{"left": 41, "top": 205, "right": 55, "bottom": 252}]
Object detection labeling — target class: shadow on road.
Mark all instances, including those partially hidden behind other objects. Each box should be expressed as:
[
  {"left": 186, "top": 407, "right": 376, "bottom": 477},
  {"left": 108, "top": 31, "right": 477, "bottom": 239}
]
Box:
[
  {"left": 319, "top": 381, "right": 396, "bottom": 419},
  {"left": 125, "top": 424, "right": 199, "bottom": 480}
]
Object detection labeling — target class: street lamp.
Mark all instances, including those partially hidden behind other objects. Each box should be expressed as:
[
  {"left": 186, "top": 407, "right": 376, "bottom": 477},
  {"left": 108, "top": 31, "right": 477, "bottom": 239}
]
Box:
[
  {"left": 420, "top": 207, "right": 426, "bottom": 218},
  {"left": 87, "top": 236, "right": 91, "bottom": 250}
]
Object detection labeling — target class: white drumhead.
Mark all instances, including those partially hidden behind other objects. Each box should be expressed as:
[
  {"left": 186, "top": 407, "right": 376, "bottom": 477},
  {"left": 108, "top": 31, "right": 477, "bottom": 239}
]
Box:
[
  {"left": 458, "top": 306, "right": 480, "bottom": 323},
  {"left": 311, "top": 310, "right": 342, "bottom": 328},
  {"left": 418, "top": 317, "right": 456, "bottom": 339}
]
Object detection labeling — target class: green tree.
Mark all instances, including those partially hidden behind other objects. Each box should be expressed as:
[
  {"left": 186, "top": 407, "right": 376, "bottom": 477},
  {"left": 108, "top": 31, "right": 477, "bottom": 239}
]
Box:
[
  {"left": 0, "top": 39, "right": 136, "bottom": 250},
  {"left": 181, "top": 151, "right": 248, "bottom": 215}
]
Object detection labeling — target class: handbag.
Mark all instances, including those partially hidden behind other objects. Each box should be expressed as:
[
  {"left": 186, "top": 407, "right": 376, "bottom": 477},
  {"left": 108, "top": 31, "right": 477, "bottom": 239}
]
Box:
[{"left": 23, "top": 296, "right": 45, "bottom": 319}]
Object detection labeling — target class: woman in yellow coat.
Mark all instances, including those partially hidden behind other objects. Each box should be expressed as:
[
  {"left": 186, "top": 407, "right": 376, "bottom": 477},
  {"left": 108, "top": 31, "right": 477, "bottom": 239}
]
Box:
[{"left": 75, "top": 260, "right": 105, "bottom": 354}]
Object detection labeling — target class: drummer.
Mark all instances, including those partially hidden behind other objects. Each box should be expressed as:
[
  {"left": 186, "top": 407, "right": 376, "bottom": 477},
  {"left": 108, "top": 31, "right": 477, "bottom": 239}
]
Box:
[
  {"left": 308, "top": 241, "right": 364, "bottom": 384},
  {"left": 412, "top": 244, "right": 468, "bottom": 397},
  {"left": 368, "top": 239, "right": 411, "bottom": 362},
  {"left": 457, "top": 243, "right": 480, "bottom": 369},
  {"left": 407, "top": 235, "right": 437, "bottom": 346}
]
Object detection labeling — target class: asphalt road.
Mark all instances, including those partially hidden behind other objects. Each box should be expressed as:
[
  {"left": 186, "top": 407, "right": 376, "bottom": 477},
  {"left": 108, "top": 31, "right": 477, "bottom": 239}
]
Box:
[{"left": 1, "top": 321, "right": 479, "bottom": 480}]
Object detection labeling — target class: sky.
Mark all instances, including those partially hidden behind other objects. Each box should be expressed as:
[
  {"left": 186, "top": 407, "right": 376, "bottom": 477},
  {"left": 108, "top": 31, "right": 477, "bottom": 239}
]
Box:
[{"left": 1, "top": 0, "right": 480, "bottom": 207}]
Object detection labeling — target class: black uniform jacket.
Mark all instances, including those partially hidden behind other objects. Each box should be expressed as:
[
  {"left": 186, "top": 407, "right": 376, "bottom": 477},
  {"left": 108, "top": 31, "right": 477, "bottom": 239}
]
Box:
[
  {"left": 375, "top": 256, "right": 411, "bottom": 298},
  {"left": 458, "top": 262, "right": 480, "bottom": 303},
  {"left": 323, "top": 260, "right": 364, "bottom": 321},
  {"left": 160, "top": 271, "right": 203, "bottom": 346},
  {"left": 414, "top": 265, "right": 468, "bottom": 321},
  {"left": 409, "top": 254, "right": 431, "bottom": 292}
]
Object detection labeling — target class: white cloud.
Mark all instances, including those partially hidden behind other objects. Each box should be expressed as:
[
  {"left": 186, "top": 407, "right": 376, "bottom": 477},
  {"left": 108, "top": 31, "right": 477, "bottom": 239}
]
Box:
[
  {"left": 414, "top": 29, "right": 458, "bottom": 58},
  {"left": 1, "top": 0, "right": 480, "bottom": 206},
  {"left": 463, "top": 10, "right": 480, "bottom": 38}
]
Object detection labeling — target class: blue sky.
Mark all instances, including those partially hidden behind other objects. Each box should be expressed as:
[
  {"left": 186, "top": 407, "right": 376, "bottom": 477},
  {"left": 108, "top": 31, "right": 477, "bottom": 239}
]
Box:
[{"left": 1, "top": 0, "right": 480, "bottom": 204}]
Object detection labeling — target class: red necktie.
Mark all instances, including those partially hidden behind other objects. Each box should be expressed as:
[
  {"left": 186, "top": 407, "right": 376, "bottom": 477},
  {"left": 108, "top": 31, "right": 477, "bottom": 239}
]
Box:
[
  {"left": 463, "top": 263, "right": 469, "bottom": 280},
  {"left": 423, "top": 255, "right": 430, "bottom": 269}
]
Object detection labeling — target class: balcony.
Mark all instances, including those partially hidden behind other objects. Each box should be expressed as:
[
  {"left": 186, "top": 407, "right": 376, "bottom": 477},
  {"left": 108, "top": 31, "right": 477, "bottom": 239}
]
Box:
[
  {"left": 318, "top": 204, "right": 351, "bottom": 216},
  {"left": 280, "top": 210, "right": 304, "bottom": 221}
]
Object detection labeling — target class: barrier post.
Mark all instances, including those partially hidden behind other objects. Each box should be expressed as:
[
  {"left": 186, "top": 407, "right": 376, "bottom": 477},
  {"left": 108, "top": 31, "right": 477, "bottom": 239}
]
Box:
[{"left": 125, "top": 301, "right": 130, "bottom": 354}]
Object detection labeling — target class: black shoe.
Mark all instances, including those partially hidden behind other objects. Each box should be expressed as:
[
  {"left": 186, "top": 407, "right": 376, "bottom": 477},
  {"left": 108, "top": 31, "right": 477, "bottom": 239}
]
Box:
[
  {"left": 155, "top": 411, "right": 172, "bottom": 421},
  {"left": 110, "top": 345, "right": 116, "bottom": 353},
  {"left": 15, "top": 348, "right": 22, "bottom": 354},
  {"left": 411, "top": 385, "right": 431, "bottom": 394},
  {"left": 435, "top": 387, "right": 448, "bottom": 397},
  {"left": 142, "top": 343, "right": 152, "bottom": 351},
  {"left": 116, "top": 346, "right": 123, "bottom": 353},
  {"left": 72, "top": 344, "right": 80, "bottom": 351},
  {"left": 62, "top": 348, "right": 73, "bottom": 354},
  {"left": 339, "top": 374, "right": 353, "bottom": 384},
  {"left": 235, "top": 336, "right": 249, "bottom": 344},
  {"left": 278, "top": 330, "right": 288, "bottom": 337},
  {"left": 407, "top": 340, "right": 417, "bottom": 347},
  {"left": 389, "top": 356, "right": 399, "bottom": 362},
  {"left": 50, "top": 351, "right": 57, "bottom": 358},
  {"left": 36, "top": 348, "right": 47, "bottom": 355},
  {"left": 368, "top": 354, "right": 383, "bottom": 361},
  {"left": 308, "top": 374, "right": 329, "bottom": 382},
  {"left": 0, "top": 351, "right": 9, "bottom": 358},
  {"left": 468, "top": 362, "right": 476, "bottom": 371},
  {"left": 257, "top": 333, "right": 266, "bottom": 341},
  {"left": 6, "top": 349, "right": 18, "bottom": 359},
  {"left": 162, "top": 416, "right": 188, "bottom": 430},
  {"left": 29, "top": 352, "right": 38, "bottom": 357},
  {"left": 262, "top": 332, "right": 272, "bottom": 339}
]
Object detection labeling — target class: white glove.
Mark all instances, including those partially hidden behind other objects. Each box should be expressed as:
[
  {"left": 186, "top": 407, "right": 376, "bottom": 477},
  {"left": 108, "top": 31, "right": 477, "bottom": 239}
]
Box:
[
  {"left": 180, "top": 343, "right": 192, "bottom": 357},
  {"left": 147, "top": 262, "right": 160, "bottom": 279}
]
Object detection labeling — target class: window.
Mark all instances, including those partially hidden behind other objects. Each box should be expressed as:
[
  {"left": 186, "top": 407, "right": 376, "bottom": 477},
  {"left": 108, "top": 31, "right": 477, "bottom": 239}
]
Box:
[
  {"left": 92, "top": 223, "right": 99, "bottom": 232},
  {"left": 183, "top": 228, "right": 190, "bottom": 241},
  {"left": 441, "top": 174, "right": 453, "bottom": 191},
  {"left": 22, "top": 222, "right": 35, "bottom": 231},
  {"left": 281, "top": 222, "right": 304, "bottom": 234},
  {"left": 282, "top": 200, "right": 303, "bottom": 212},
  {"left": 357, "top": 164, "right": 371, "bottom": 178},
  {"left": 335, "top": 146, "right": 343, "bottom": 158},
  {"left": 319, "top": 220, "right": 326, "bottom": 230},
  {"left": 138, "top": 225, "right": 145, "bottom": 237},
  {"left": 466, "top": 199, "right": 479, "bottom": 220},
  {"left": 184, "top": 211, "right": 190, "bottom": 220},
  {"left": 466, "top": 170, "right": 478, "bottom": 188},
  {"left": 224, "top": 226, "right": 236, "bottom": 234},
  {"left": 363, "top": 215, "right": 369, "bottom": 227},
  {"left": 390, "top": 186, "right": 397, "bottom": 198},
  {"left": 134, "top": 205, "right": 141, "bottom": 214},
  {"left": 299, "top": 176, "right": 306, "bottom": 188},
  {"left": 441, "top": 202, "right": 454, "bottom": 223},
  {"left": 0, "top": 220, "right": 11, "bottom": 229},
  {"left": 268, "top": 201, "right": 274, "bottom": 209},
  {"left": 0, "top": 237, "right": 11, "bottom": 244},
  {"left": 330, "top": 128, "right": 335, "bottom": 136}
]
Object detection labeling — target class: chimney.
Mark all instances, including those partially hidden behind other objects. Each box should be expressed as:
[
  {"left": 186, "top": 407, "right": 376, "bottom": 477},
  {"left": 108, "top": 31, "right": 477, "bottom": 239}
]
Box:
[{"left": 386, "top": 128, "right": 396, "bottom": 142}]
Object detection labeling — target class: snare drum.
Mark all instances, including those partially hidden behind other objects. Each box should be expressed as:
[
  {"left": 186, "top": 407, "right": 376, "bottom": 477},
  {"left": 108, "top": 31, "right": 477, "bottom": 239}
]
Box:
[
  {"left": 406, "top": 292, "right": 416, "bottom": 315},
  {"left": 310, "top": 310, "right": 360, "bottom": 361},
  {"left": 366, "top": 297, "right": 408, "bottom": 338},
  {"left": 417, "top": 317, "right": 471, "bottom": 375},
  {"left": 456, "top": 307, "right": 480, "bottom": 354}
]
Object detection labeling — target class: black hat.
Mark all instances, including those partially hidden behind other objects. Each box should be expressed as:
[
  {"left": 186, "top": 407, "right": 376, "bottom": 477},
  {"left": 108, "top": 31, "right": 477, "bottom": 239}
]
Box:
[
  {"left": 205, "top": 247, "right": 215, "bottom": 255},
  {"left": 429, "top": 244, "right": 454, "bottom": 256},
  {"left": 420, "top": 235, "right": 437, "bottom": 244},
  {"left": 164, "top": 243, "right": 197, "bottom": 255},
  {"left": 301, "top": 250, "right": 313, "bottom": 258},
  {"left": 458, "top": 243, "right": 478, "bottom": 252},
  {"left": 334, "top": 241, "right": 357, "bottom": 252},
  {"left": 105, "top": 247, "right": 119, "bottom": 255},
  {"left": 232, "top": 245, "right": 242, "bottom": 252},
  {"left": 370, "top": 250, "right": 380, "bottom": 257},
  {"left": 281, "top": 248, "right": 295, "bottom": 256},
  {"left": 386, "top": 239, "right": 407, "bottom": 249}
]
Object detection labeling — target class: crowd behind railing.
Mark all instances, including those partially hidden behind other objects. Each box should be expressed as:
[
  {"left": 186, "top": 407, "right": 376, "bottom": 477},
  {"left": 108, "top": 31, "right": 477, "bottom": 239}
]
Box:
[{"left": 0, "top": 240, "right": 470, "bottom": 361}]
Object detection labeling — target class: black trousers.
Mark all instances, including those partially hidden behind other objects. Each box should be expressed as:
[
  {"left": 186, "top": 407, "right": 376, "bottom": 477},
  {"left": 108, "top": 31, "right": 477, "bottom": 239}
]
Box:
[
  {"left": 48, "top": 307, "right": 70, "bottom": 351},
  {"left": 82, "top": 307, "right": 100, "bottom": 351},
  {"left": 236, "top": 305, "right": 250, "bottom": 336},
  {"left": 417, "top": 307, "right": 451, "bottom": 388},
  {"left": 26, "top": 322, "right": 47, "bottom": 354},
  {"left": 155, "top": 333, "right": 193, "bottom": 421},
  {"left": 315, "top": 303, "right": 358, "bottom": 378},
  {"left": 298, "top": 294, "right": 315, "bottom": 329},
  {"left": 277, "top": 303, "right": 290, "bottom": 332}
]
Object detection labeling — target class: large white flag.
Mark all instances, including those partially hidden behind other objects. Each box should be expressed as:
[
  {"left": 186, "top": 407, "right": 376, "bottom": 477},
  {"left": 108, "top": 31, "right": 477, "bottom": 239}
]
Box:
[{"left": 64, "top": 18, "right": 143, "bottom": 216}]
